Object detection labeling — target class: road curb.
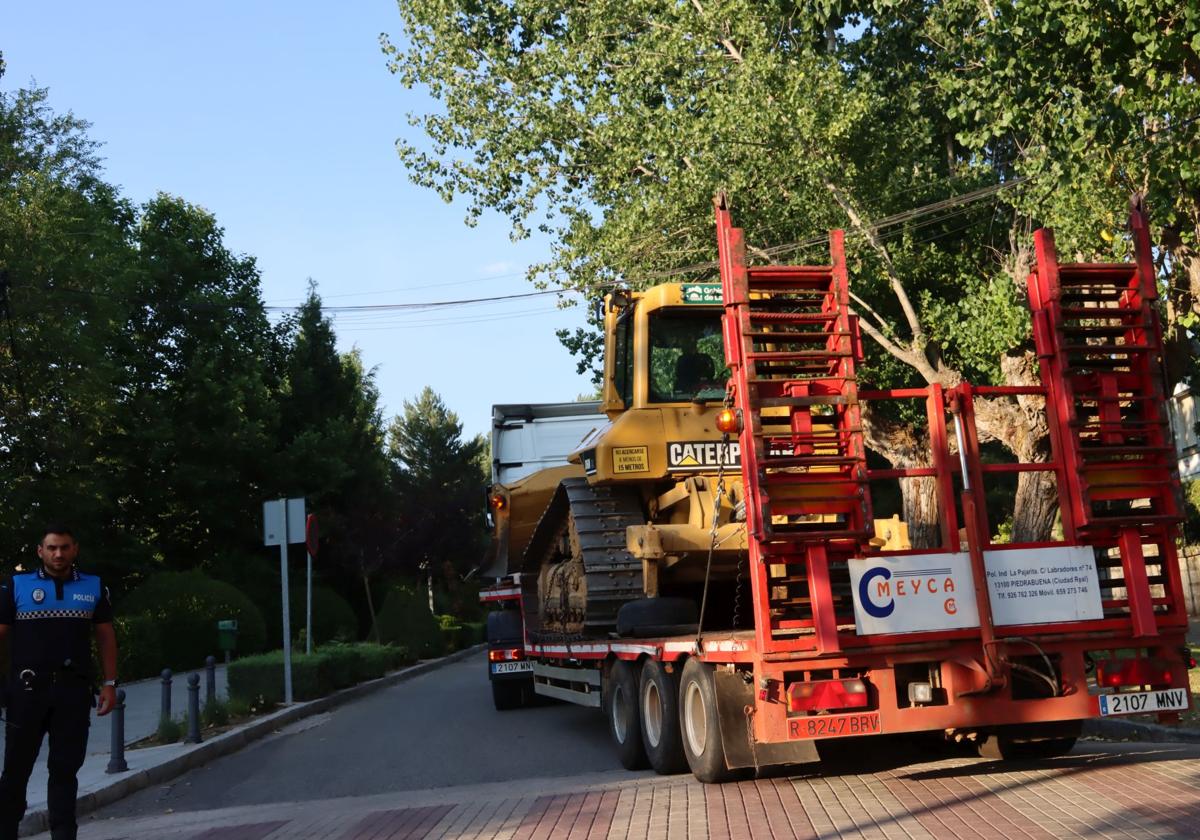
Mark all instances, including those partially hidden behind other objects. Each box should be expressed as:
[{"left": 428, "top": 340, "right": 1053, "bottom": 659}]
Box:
[
  {"left": 1083, "top": 716, "right": 1200, "bottom": 744},
  {"left": 19, "top": 644, "right": 484, "bottom": 837}
]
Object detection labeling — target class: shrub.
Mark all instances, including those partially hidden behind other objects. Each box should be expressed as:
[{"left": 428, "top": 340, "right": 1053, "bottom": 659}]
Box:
[
  {"left": 121, "top": 571, "right": 267, "bottom": 670},
  {"left": 1184, "top": 480, "right": 1200, "bottom": 543},
  {"left": 227, "top": 650, "right": 334, "bottom": 704},
  {"left": 114, "top": 614, "right": 165, "bottom": 681},
  {"left": 291, "top": 587, "right": 359, "bottom": 645},
  {"left": 376, "top": 588, "right": 444, "bottom": 658},
  {"left": 202, "top": 697, "right": 230, "bottom": 728},
  {"left": 156, "top": 715, "right": 183, "bottom": 744},
  {"left": 227, "top": 644, "right": 409, "bottom": 705},
  {"left": 460, "top": 622, "right": 484, "bottom": 647}
]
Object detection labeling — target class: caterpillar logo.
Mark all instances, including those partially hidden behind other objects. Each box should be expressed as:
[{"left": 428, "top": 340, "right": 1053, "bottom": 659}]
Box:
[{"left": 667, "top": 441, "right": 741, "bottom": 471}]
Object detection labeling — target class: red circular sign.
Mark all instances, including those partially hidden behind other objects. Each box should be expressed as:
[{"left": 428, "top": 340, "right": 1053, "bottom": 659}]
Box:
[{"left": 305, "top": 514, "right": 319, "bottom": 557}]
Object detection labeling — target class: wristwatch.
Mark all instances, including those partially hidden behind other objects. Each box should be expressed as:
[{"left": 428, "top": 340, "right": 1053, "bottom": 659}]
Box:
[{"left": 102, "top": 679, "right": 118, "bottom": 688}]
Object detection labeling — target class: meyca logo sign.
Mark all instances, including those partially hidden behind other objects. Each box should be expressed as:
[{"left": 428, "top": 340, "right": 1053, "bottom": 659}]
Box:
[{"left": 849, "top": 554, "right": 980, "bottom": 635}]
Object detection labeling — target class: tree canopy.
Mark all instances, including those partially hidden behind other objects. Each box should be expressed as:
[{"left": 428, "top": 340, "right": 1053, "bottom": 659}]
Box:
[
  {"left": 385, "top": 0, "right": 1199, "bottom": 541},
  {"left": 0, "top": 64, "right": 482, "bottom": 624}
]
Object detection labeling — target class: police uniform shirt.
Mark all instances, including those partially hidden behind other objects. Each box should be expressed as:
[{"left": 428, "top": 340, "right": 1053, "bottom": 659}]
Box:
[{"left": 0, "top": 567, "right": 113, "bottom": 673}]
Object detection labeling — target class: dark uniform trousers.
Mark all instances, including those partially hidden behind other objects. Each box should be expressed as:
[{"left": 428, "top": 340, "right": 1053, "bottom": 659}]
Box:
[{"left": 0, "top": 675, "right": 92, "bottom": 840}]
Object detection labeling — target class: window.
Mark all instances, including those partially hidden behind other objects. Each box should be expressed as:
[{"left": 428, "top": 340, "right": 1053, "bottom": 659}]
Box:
[
  {"left": 648, "top": 312, "right": 729, "bottom": 403},
  {"left": 613, "top": 308, "right": 634, "bottom": 406}
]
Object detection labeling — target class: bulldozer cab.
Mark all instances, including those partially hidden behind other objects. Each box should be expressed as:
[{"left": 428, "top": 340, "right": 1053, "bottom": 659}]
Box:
[{"left": 601, "top": 284, "right": 729, "bottom": 416}]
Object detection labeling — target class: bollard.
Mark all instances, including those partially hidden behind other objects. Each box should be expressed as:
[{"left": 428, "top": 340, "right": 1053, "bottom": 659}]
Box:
[
  {"left": 160, "top": 669, "right": 173, "bottom": 723},
  {"left": 185, "top": 673, "right": 202, "bottom": 744},
  {"left": 106, "top": 689, "right": 128, "bottom": 773},
  {"left": 205, "top": 655, "right": 217, "bottom": 707}
]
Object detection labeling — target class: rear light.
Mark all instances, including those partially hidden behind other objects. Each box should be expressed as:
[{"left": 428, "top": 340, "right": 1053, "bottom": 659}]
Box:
[
  {"left": 715, "top": 408, "right": 742, "bottom": 434},
  {"left": 1096, "top": 657, "right": 1174, "bottom": 688},
  {"left": 488, "top": 647, "right": 523, "bottom": 662},
  {"left": 490, "top": 493, "right": 507, "bottom": 511},
  {"left": 786, "top": 678, "right": 870, "bottom": 713}
]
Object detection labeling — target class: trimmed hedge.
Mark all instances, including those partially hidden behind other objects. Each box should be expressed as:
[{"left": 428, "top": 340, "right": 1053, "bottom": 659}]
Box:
[
  {"left": 377, "top": 588, "right": 444, "bottom": 658},
  {"left": 114, "top": 614, "right": 165, "bottom": 681},
  {"left": 121, "top": 571, "right": 267, "bottom": 670},
  {"left": 227, "top": 644, "right": 411, "bottom": 705}
]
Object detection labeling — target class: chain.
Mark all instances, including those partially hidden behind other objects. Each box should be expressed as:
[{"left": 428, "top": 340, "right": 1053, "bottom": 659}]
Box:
[
  {"left": 694, "top": 387, "right": 737, "bottom": 653},
  {"left": 730, "top": 550, "right": 746, "bottom": 635}
]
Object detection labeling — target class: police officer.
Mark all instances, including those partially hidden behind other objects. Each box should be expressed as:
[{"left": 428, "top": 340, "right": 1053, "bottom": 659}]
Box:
[{"left": 0, "top": 524, "right": 117, "bottom": 840}]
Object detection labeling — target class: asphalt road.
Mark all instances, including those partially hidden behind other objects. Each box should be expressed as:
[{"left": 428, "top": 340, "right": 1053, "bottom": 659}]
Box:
[{"left": 96, "top": 654, "right": 625, "bottom": 817}]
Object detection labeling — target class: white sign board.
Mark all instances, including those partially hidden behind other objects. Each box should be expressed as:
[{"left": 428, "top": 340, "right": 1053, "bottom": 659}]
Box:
[
  {"left": 984, "top": 545, "right": 1102, "bottom": 626},
  {"left": 263, "top": 499, "right": 286, "bottom": 546},
  {"left": 263, "top": 498, "right": 306, "bottom": 546},
  {"left": 286, "top": 497, "right": 306, "bottom": 544},
  {"left": 849, "top": 545, "right": 1104, "bottom": 635},
  {"left": 848, "top": 553, "right": 980, "bottom": 635}
]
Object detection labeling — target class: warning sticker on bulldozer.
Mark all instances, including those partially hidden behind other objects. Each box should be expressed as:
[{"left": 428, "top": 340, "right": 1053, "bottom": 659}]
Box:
[
  {"left": 612, "top": 446, "right": 649, "bottom": 473},
  {"left": 667, "top": 440, "right": 741, "bottom": 470}
]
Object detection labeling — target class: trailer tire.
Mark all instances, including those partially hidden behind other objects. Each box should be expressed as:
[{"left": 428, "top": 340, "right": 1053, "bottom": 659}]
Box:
[
  {"left": 492, "top": 680, "right": 525, "bottom": 711},
  {"left": 639, "top": 659, "right": 688, "bottom": 774},
  {"left": 679, "top": 659, "right": 737, "bottom": 783},
  {"left": 978, "top": 722, "right": 1080, "bottom": 760},
  {"left": 617, "top": 597, "right": 698, "bottom": 638},
  {"left": 606, "top": 660, "right": 648, "bottom": 770}
]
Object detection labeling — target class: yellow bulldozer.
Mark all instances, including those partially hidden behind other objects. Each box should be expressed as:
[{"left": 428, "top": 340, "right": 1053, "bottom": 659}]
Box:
[{"left": 485, "top": 281, "right": 908, "bottom": 640}]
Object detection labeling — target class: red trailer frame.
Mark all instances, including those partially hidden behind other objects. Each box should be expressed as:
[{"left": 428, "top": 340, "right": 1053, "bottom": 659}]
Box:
[{"left": 483, "top": 201, "right": 1194, "bottom": 777}]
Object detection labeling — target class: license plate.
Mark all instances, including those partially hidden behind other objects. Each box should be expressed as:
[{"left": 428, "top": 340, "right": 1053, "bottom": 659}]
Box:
[
  {"left": 1098, "top": 688, "right": 1189, "bottom": 716},
  {"left": 788, "top": 712, "right": 881, "bottom": 740},
  {"left": 491, "top": 661, "right": 532, "bottom": 675}
]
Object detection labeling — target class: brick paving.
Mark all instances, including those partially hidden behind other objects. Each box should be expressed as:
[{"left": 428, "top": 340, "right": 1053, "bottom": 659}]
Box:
[{"left": 52, "top": 741, "right": 1200, "bottom": 840}]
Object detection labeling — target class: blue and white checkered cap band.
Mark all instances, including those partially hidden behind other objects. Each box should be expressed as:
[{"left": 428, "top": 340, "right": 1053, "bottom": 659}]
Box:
[{"left": 16, "top": 609, "right": 92, "bottom": 620}]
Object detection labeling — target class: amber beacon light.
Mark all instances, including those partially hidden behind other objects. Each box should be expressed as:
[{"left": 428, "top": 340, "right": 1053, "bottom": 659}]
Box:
[{"left": 715, "top": 407, "right": 742, "bottom": 434}]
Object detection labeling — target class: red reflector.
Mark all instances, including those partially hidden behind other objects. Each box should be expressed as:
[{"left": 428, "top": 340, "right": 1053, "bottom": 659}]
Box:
[
  {"left": 1096, "top": 657, "right": 1174, "bottom": 688},
  {"left": 488, "top": 648, "right": 523, "bottom": 662},
  {"left": 786, "top": 679, "right": 870, "bottom": 713}
]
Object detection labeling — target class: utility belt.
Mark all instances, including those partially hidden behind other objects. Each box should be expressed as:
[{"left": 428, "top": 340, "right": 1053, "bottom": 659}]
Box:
[{"left": 10, "top": 665, "right": 92, "bottom": 691}]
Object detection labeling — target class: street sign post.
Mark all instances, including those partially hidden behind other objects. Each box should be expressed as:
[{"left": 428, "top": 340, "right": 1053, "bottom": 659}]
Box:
[
  {"left": 263, "top": 497, "right": 305, "bottom": 704},
  {"left": 305, "top": 514, "right": 318, "bottom": 655}
]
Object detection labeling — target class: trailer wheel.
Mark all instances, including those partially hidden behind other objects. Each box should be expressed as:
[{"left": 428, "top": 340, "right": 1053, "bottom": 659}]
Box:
[
  {"left": 978, "top": 722, "right": 1080, "bottom": 760},
  {"left": 679, "top": 659, "right": 737, "bottom": 783},
  {"left": 492, "top": 680, "right": 525, "bottom": 711},
  {"left": 639, "top": 659, "right": 688, "bottom": 774},
  {"left": 605, "top": 660, "right": 648, "bottom": 770}
]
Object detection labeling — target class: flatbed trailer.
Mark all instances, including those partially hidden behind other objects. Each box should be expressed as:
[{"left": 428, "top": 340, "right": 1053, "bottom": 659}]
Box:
[{"left": 481, "top": 202, "right": 1195, "bottom": 783}]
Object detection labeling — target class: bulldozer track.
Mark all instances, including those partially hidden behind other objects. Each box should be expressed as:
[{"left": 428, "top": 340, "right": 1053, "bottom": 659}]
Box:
[{"left": 522, "top": 477, "right": 645, "bottom": 637}]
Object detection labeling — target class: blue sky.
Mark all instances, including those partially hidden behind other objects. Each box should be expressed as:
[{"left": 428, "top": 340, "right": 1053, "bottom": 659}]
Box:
[{"left": 2, "top": 1, "right": 593, "bottom": 439}]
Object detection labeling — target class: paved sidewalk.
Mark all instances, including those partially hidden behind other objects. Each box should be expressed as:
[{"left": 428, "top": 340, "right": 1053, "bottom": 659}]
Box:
[
  {"left": 10, "top": 648, "right": 481, "bottom": 837},
  {"left": 51, "top": 740, "right": 1200, "bottom": 839}
]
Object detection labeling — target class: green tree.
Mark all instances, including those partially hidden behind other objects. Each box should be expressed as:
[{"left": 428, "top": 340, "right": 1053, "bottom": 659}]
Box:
[
  {"left": 388, "top": 387, "right": 487, "bottom": 614},
  {"left": 0, "top": 75, "right": 138, "bottom": 577},
  {"left": 385, "top": 2, "right": 1195, "bottom": 544},
  {"left": 106, "top": 193, "right": 281, "bottom": 571},
  {"left": 267, "top": 288, "right": 396, "bottom": 636}
]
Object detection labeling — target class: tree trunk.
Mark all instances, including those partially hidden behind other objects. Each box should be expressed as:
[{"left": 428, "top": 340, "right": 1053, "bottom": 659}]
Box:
[
  {"left": 1011, "top": 470, "right": 1060, "bottom": 543},
  {"left": 362, "top": 572, "right": 380, "bottom": 643},
  {"left": 972, "top": 350, "right": 1058, "bottom": 542},
  {"left": 1160, "top": 223, "right": 1200, "bottom": 386},
  {"left": 900, "top": 475, "right": 941, "bottom": 549},
  {"left": 860, "top": 405, "right": 941, "bottom": 549}
]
